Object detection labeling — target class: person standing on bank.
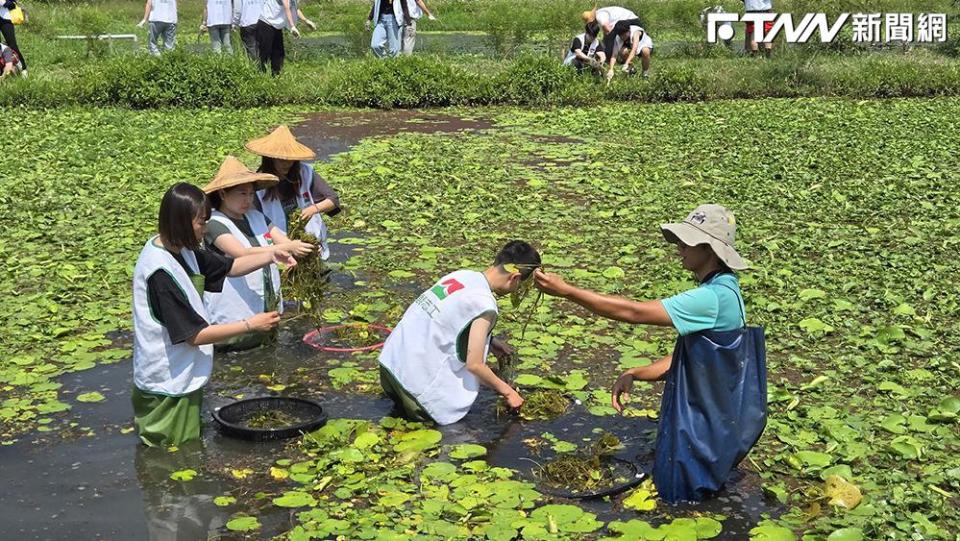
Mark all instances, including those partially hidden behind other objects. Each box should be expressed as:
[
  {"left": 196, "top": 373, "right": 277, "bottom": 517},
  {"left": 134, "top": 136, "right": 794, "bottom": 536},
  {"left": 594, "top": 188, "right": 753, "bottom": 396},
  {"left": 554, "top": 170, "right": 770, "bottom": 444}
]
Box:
[
  {"left": 0, "top": 0, "right": 26, "bottom": 77},
  {"left": 202, "top": 156, "right": 315, "bottom": 351},
  {"left": 366, "top": 0, "right": 410, "bottom": 58},
  {"left": 245, "top": 125, "right": 341, "bottom": 260},
  {"left": 743, "top": 0, "right": 774, "bottom": 58},
  {"left": 202, "top": 0, "right": 233, "bottom": 54},
  {"left": 137, "top": 0, "right": 178, "bottom": 56},
  {"left": 534, "top": 205, "right": 767, "bottom": 502},
  {"left": 233, "top": 0, "right": 265, "bottom": 59},
  {"left": 132, "top": 183, "right": 293, "bottom": 447},
  {"left": 398, "top": 0, "right": 435, "bottom": 56},
  {"left": 255, "top": 0, "right": 316, "bottom": 76}
]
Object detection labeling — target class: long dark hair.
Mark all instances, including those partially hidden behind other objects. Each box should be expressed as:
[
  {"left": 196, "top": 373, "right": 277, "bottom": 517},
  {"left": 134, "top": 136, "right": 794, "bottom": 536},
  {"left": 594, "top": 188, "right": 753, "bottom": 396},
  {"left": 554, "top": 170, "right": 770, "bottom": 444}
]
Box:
[
  {"left": 158, "top": 183, "right": 210, "bottom": 251},
  {"left": 258, "top": 157, "right": 302, "bottom": 202}
]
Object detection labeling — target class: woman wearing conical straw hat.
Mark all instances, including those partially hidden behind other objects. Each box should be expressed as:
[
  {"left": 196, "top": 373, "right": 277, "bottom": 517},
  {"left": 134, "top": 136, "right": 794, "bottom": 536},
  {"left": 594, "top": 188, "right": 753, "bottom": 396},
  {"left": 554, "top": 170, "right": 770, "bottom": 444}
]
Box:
[
  {"left": 245, "top": 125, "right": 341, "bottom": 261},
  {"left": 131, "top": 183, "right": 292, "bottom": 447},
  {"left": 202, "top": 156, "right": 316, "bottom": 351}
]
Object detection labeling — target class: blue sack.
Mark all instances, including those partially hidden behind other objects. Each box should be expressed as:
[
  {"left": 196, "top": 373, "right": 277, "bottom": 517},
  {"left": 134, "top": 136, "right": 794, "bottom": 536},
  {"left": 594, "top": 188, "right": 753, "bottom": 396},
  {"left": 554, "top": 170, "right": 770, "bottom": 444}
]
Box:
[{"left": 652, "top": 323, "right": 767, "bottom": 503}]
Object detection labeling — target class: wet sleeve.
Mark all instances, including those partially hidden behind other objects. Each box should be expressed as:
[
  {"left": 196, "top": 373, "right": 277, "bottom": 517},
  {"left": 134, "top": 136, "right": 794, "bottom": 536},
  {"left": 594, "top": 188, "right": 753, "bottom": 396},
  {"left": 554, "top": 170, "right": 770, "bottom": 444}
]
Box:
[
  {"left": 146, "top": 270, "right": 209, "bottom": 345},
  {"left": 661, "top": 286, "right": 720, "bottom": 336},
  {"left": 310, "top": 173, "right": 342, "bottom": 217},
  {"left": 194, "top": 248, "right": 234, "bottom": 293}
]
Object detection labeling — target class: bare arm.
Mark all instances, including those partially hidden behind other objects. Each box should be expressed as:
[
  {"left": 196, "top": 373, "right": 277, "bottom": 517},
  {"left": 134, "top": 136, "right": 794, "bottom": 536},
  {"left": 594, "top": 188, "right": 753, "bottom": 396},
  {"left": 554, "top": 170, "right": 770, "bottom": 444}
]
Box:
[
  {"left": 213, "top": 233, "right": 277, "bottom": 257},
  {"left": 228, "top": 249, "right": 288, "bottom": 277},
  {"left": 281, "top": 0, "right": 297, "bottom": 32},
  {"left": 623, "top": 33, "right": 640, "bottom": 67},
  {"left": 415, "top": 0, "right": 432, "bottom": 18},
  {"left": 187, "top": 312, "right": 280, "bottom": 346},
  {"left": 535, "top": 270, "right": 673, "bottom": 326},
  {"left": 297, "top": 8, "right": 316, "bottom": 29},
  {"left": 139, "top": 0, "right": 152, "bottom": 24},
  {"left": 465, "top": 314, "right": 522, "bottom": 406}
]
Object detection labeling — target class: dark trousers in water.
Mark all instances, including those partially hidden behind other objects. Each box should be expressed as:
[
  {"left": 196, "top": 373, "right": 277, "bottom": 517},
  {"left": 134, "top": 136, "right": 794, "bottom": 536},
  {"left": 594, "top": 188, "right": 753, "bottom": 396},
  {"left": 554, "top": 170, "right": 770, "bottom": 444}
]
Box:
[
  {"left": 255, "top": 20, "right": 285, "bottom": 76},
  {"left": 0, "top": 18, "right": 25, "bottom": 70},
  {"left": 240, "top": 24, "right": 258, "bottom": 61}
]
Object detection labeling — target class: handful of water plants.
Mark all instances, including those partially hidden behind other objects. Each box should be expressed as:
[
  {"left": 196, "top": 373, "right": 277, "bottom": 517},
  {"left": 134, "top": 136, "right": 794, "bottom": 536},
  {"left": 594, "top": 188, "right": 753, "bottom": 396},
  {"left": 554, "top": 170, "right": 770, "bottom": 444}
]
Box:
[
  {"left": 505, "top": 263, "right": 544, "bottom": 339},
  {"left": 282, "top": 213, "right": 329, "bottom": 327},
  {"left": 519, "top": 389, "right": 570, "bottom": 421}
]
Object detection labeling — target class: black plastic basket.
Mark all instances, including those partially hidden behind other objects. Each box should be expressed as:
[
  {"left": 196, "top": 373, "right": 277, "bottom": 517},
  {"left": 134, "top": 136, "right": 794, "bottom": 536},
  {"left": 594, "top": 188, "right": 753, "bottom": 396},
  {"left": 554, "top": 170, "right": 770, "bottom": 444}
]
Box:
[
  {"left": 212, "top": 396, "right": 328, "bottom": 442},
  {"left": 532, "top": 457, "right": 646, "bottom": 500}
]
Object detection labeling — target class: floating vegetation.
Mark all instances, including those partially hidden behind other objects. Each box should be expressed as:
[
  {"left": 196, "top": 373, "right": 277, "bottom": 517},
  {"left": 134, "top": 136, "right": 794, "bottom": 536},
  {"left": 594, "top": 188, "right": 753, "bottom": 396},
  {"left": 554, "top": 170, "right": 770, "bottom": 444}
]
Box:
[
  {"left": 330, "top": 324, "right": 383, "bottom": 349},
  {"left": 282, "top": 212, "right": 329, "bottom": 328},
  {"left": 518, "top": 389, "right": 570, "bottom": 421},
  {"left": 243, "top": 409, "right": 305, "bottom": 429},
  {"left": 534, "top": 432, "right": 626, "bottom": 493}
]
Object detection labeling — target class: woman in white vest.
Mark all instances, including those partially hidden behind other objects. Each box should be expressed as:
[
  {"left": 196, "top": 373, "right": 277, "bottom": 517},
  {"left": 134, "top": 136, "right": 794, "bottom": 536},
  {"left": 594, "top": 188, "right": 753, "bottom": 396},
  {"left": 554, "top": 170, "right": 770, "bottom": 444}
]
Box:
[
  {"left": 202, "top": 0, "right": 234, "bottom": 53},
  {"left": 245, "top": 125, "right": 341, "bottom": 261},
  {"left": 563, "top": 21, "right": 603, "bottom": 73},
  {"left": 202, "top": 156, "right": 315, "bottom": 351},
  {"left": 132, "top": 182, "right": 292, "bottom": 447},
  {"left": 608, "top": 24, "right": 654, "bottom": 82},
  {"left": 378, "top": 241, "right": 541, "bottom": 425}
]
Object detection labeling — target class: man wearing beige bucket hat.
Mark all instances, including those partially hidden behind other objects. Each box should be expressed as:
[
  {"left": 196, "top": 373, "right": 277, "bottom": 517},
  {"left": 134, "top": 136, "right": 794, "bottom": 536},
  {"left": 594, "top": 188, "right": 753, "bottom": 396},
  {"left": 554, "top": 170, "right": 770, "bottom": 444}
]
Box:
[
  {"left": 535, "top": 204, "right": 767, "bottom": 501},
  {"left": 202, "top": 156, "right": 316, "bottom": 351},
  {"left": 581, "top": 5, "right": 642, "bottom": 65},
  {"left": 245, "top": 125, "right": 341, "bottom": 261}
]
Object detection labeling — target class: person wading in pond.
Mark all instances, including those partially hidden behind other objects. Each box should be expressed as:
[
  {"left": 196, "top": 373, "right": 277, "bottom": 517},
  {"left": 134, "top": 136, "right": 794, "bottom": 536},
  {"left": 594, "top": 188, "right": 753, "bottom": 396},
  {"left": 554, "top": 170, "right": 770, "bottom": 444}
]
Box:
[
  {"left": 365, "top": 0, "right": 410, "bottom": 58},
  {"left": 255, "top": 0, "right": 316, "bottom": 75},
  {"left": 563, "top": 21, "right": 604, "bottom": 74},
  {"left": 534, "top": 205, "right": 767, "bottom": 502},
  {"left": 131, "top": 183, "right": 292, "bottom": 447},
  {"left": 378, "top": 241, "right": 541, "bottom": 425},
  {"left": 202, "top": 156, "right": 315, "bottom": 352},
  {"left": 245, "top": 125, "right": 340, "bottom": 260}
]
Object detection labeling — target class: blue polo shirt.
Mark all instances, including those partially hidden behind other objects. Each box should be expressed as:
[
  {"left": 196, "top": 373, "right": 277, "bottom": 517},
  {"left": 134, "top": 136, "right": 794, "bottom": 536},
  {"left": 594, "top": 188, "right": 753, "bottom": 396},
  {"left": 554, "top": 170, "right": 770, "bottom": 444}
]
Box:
[{"left": 661, "top": 273, "right": 746, "bottom": 336}]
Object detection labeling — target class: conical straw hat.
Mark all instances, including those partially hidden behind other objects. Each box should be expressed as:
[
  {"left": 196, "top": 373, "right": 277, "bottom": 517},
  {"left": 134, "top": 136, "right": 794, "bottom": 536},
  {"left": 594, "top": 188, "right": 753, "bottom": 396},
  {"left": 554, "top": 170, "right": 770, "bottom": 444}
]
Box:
[
  {"left": 202, "top": 156, "right": 279, "bottom": 193},
  {"left": 244, "top": 125, "right": 316, "bottom": 161}
]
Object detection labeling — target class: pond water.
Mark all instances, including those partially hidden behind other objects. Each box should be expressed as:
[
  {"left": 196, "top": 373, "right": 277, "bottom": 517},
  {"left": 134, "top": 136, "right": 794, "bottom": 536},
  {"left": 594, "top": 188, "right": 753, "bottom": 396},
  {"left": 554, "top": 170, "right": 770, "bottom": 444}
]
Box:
[{"left": 0, "top": 111, "right": 780, "bottom": 540}]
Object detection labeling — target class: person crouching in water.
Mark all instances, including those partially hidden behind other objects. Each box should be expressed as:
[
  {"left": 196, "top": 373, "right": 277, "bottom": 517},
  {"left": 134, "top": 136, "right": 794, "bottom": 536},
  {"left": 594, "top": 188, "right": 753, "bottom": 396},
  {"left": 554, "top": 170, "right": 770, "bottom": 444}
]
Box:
[{"left": 378, "top": 241, "right": 541, "bottom": 425}]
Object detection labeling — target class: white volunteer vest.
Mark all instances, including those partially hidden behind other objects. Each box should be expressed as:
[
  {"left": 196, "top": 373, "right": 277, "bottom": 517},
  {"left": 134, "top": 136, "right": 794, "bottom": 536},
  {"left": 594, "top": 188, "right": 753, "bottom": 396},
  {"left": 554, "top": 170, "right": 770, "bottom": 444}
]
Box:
[
  {"left": 133, "top": 237, "right": 213, "bottom": 396},
  {"left": 235, "top": 0, "right": 265, "bottom": 27},
  {"left": 394, "top": 0, "right": 421, "bottom": 20},
  {"left": 378, "top": 270, "right": 499, "bottom": 425},
  {"left": 256, "top": 162, "right": 330, "bottom": 260},
  {"left": 206, "top": 0, "right": 233, "bottom": 26},
  {"left": 203, "top": 210, "right": 283, "bottom": 325},
  {"left": 259, "top": 0, "right": 298, "bottom": 29},
  {"left": 149, "top": 0, "right": 178, "bottom": 24},
  {"left": 564, "top": 33, "right": 600, "bottom": 65}
]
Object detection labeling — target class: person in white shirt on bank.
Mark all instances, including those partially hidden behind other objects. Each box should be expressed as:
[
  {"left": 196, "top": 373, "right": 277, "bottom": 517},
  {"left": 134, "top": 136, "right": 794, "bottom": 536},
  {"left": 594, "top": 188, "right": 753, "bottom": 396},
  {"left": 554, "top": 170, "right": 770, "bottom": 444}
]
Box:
[
  {"left": 256, "top": 0, "right": 316, "bottom": 75},
  {"left": 606, "top": 24, "right": 653, "bottom": 83},
  {"left": 202, "top": 0, "right": 234, "bottom": 53},
  {"left": 378, "top": 241, "right": 541, "bottom": 425},
  {"left": 397, "top": 0, "right": 436, "bottom": 55},
  {"left": 366, "top": 0, "right": 410, "bottom": 58},
  {"left": 137, "top": 0, "right": 179, "bottom": 56},
  {"left": 233, "top": 0, "right": 266, "bottom": 59},
  {"left": 743, "top": 0, "right": 774, "bottom": 58}
]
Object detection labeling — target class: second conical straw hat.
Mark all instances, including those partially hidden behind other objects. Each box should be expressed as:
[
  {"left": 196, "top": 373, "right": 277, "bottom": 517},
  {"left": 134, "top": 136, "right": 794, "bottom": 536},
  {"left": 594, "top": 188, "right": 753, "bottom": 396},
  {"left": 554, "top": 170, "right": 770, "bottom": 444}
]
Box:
[
  {"left": 202, "top": 156, "right": 278, "bottom": 193},
  {"left": 244, "top": 125, "right": 317, "bottom": 161}
]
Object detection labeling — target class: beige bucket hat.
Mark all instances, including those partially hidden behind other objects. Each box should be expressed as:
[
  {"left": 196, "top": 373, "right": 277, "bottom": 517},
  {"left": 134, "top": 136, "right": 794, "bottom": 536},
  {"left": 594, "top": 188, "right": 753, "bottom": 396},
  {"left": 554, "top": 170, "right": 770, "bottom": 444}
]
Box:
[
  {"left": 244, "top": 125, "right": 317, "bottom": 162},
  {"left": 661, "top": 204, "right": 749, "bottom": 270},
  {"left": 202, "top": 156, "right": 278, "bottom": 193},
  {"left": 581, "top": 9, "right": 597, "bottom": 22}
]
